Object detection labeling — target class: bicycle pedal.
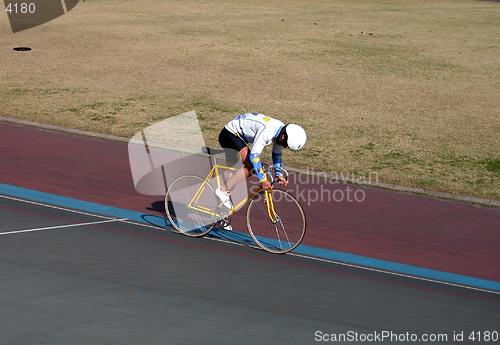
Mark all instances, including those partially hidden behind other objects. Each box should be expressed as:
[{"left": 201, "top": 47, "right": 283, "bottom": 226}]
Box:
[
  {"left": 217, "top": 216, "right": 231, "bottom": 227},
  {"left": 218, "top": 223, "right": 233, "bottom": 231}
]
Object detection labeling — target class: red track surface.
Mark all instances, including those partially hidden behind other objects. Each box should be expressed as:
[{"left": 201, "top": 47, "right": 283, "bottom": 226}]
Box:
[{"left": 1, "top": 121, "right": 499, "bottom": 282}]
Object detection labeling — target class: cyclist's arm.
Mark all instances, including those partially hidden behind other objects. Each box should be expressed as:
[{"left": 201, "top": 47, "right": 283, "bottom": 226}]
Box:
[
  {"left": 272, "top": 152, "right": 284, "bottom": 176},
  {"left": 272, "top": 142, "right": 284, "bottom": 177},
  {"left": 250, "top": 126, "right": 279, "bottom": 183},
  {"left": 249, "top": 153, "right": 267, "bottom": 183}
]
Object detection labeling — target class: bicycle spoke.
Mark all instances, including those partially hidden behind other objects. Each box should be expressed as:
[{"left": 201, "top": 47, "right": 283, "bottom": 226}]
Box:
[
  {"left": 165, "top": 175, "right": 218, "bottom": 237},
  {"left": 246, "top": 189, "right": 306, "bottom": 254}
]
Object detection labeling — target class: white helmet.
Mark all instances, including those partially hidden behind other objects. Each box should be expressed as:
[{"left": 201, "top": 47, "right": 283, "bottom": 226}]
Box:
[{"left": 285, "top": 124, "right": 307, "bottom": 151}]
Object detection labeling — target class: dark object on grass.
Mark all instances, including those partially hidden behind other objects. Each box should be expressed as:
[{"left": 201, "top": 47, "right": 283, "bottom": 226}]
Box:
[{"left": 13, "top": 47, "right": 32, "bottom": 51}]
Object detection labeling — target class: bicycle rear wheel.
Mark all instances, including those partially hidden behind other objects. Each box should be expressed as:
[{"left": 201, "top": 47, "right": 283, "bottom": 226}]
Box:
[
  {"left": 246, "top": 189, "right": 306, "bottom": 254},
  {"left": 165, "top": 175, "right": 218, "bottom": 237}
]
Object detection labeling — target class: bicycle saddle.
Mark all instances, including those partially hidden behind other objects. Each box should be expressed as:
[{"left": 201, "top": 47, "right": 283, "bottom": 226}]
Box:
[{"left": 201, "top": 146, "right": 225, "bottom": 155}]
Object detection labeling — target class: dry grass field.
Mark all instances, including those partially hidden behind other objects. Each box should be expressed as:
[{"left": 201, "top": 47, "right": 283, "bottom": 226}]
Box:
[{"left": 1, "top": 0, "right": 499, "bottom": 200}]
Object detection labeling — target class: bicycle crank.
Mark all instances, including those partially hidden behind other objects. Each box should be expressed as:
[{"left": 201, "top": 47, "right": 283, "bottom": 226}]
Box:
[{"left": 214, "top": 206, "right": 231, "bottom": 227}]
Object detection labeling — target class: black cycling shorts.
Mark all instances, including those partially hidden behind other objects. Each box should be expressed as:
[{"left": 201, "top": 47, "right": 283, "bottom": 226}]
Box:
[{"left": 218, "top": 127, "right": 247, "bottom": 164}]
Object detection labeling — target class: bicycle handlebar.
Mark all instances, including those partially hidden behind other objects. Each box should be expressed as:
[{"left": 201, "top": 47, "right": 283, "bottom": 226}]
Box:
[{"left": 261, "top": 162, "right": 289, "bottom": 185}]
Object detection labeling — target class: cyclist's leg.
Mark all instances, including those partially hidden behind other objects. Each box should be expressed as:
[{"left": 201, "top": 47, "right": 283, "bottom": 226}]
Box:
[
  {"left": 218, "top": 128, "right": 253, "bottom": 193},
  {"left": 221, "top": 146, "right": 253, "bottom": 193}
]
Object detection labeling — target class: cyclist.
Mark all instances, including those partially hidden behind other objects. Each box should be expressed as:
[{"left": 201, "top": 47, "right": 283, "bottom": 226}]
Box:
[{"left": 215, "top": 113, "right": 307, "bottom": 210}]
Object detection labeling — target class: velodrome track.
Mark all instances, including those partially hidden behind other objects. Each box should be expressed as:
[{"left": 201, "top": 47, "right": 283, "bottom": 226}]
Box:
[{"left": 0, "top": 121, "right": 499, "bottom": 344}]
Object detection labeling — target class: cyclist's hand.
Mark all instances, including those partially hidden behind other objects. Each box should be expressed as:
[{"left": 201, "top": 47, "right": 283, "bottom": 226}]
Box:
[
  {"left": 261, "top": 180, "right": 273, "bottom": 190},
  {"left": 276, "top": 174, "right": 288, "bottom": 186}
]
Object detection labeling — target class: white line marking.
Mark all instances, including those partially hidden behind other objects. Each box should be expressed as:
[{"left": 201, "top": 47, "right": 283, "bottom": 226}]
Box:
[
  {"left": 0, "top": 194, "right": 117, "bottom": 220},
  {"left": 2, "top": 193, "right": 498, "bottom": 296},
  {"left": 287, "top": 252, "right": 500, "bottom": 296},
  {"left": 0, "top": 218, "right": 128, "bottom": 236},
  {"left": 94, "top": 217, "right": 500, "bottom": 295},
  {"left": 205, "top": 235, "right": 247, "bottom": 247},
  {"left": 0, "top": 193, "right": 160, "bottom": 231}
]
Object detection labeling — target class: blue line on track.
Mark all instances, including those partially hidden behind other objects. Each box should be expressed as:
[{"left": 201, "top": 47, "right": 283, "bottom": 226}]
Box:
[{"left": 1, "top": 183, "right": 499, "bottom": 292}]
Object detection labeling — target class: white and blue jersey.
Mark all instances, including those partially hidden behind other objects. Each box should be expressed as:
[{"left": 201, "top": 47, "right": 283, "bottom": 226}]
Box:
[{"left": 225, "top": 113, "right": 284, "bottom": 182}]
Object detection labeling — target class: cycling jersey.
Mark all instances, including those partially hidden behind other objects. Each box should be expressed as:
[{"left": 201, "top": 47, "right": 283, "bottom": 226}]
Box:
[{"left": 224, "top": 113, "right": 284, "bottom": 182}]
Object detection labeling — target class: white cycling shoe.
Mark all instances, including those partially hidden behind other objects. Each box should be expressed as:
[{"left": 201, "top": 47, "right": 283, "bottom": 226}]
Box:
[
  {"left": 220, "top": 224, "right": 233, "bottom": 231},
  {"left": 215, "top": 187, "right": 233, "bottom": 210}
]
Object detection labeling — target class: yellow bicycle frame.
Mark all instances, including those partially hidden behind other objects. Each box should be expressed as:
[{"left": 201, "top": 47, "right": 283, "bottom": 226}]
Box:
[{"left": 186, "top": 163, "right": 277, "bottom": 222}]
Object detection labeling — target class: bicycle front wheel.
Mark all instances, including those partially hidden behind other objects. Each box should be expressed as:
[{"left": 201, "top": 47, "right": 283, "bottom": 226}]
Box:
[
  {"left": 246, "top": 189, "right": 306, "bottom": 254},
  {"left": 165, "top": 175, "right": 218, "bottom": 237}
]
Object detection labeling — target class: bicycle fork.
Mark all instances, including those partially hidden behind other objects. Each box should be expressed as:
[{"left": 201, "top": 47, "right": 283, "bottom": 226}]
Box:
[{"left": 264, "top": 190, "right": 280, "bottom": 224}]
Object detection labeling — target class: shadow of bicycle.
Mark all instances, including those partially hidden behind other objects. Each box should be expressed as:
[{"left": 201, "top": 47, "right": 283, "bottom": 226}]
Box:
[
  {"left": 142, "top": 200, "right": 256, "bottom": 248},
  {"left": 207, "top": 228, "right": 255, "bottom": 245}
]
